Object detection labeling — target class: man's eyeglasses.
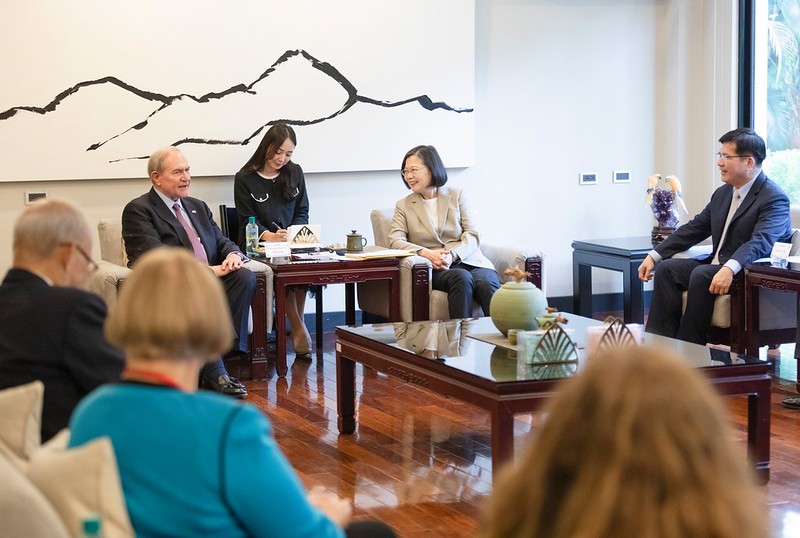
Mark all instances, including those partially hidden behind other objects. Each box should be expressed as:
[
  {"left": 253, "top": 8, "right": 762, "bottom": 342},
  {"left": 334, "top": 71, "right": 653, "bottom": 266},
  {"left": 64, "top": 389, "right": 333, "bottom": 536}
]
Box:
[
  {"left": 65, "top": 243, "right": 99, "bottom": 272},
  {"left": 402, "top": 166, "right": 427, "bottom": 178},
  {"left": 715, "top": 152, "right": 750, "bottom": 161}
]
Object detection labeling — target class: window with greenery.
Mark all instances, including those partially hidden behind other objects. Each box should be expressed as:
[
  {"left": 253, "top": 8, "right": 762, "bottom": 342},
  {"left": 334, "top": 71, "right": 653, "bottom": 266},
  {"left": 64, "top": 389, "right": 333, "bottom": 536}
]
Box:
[{"left": 758, "top": 0, "right": 800, "bottom": 202}]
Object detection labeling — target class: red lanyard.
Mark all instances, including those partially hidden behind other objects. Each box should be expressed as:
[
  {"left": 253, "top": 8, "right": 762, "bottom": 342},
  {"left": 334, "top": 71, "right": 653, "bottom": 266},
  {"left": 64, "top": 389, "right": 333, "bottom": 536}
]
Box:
[{"left": 122, "top": 368, "right": 182, "bottom": 390}]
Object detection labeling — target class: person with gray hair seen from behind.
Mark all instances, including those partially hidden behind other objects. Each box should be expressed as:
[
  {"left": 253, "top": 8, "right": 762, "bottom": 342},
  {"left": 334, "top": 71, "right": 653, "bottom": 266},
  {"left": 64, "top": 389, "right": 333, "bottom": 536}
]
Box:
[{"left": 0, "top": 199, "right": 124, "bottom": 441}]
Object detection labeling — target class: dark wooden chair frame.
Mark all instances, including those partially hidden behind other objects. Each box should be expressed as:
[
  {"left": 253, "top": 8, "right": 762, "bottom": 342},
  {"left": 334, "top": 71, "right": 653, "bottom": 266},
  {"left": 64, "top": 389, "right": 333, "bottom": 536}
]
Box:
[
  {"left": 218, "top": 205, "right": 270, "bottom": 376},
  {"left": 403, "top": 256, "right": 544, "bottom": 322}
]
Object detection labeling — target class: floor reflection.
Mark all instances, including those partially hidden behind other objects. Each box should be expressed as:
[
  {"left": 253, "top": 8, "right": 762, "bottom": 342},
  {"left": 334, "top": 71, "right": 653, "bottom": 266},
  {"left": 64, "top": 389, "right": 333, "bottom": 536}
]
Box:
[
  {"left": 395, "top": 414, "right": 492, "bottom": 505},
  {"left": 243, "top": 335, "right": 800, "bottom": 538}
]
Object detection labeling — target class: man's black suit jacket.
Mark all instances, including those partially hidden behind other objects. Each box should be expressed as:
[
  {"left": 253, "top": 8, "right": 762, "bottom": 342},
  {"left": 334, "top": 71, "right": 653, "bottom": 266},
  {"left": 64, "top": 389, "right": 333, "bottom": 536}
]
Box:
[
  {"left": 122, "top": 187, "right": 240, "bottom": 268},
  {"left": 655, "top": 171, "right": 793, "bottom": 265},
  {"left": 0, "top": 269, "right": 124, "bottom": 441}
]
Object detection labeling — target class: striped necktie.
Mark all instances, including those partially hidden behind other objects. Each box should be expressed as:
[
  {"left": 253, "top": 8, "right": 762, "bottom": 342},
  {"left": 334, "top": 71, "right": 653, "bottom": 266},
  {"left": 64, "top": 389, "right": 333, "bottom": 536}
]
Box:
[{"left": 172, "top": 203, "right": 209, "bottom": 264}]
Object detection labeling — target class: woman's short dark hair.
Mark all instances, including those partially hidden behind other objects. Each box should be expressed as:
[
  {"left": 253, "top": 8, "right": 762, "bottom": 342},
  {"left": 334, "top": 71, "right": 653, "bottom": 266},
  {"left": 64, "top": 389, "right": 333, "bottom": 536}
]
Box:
[
  {"left": 239, "top": 123, "right": 299, "bottom": 200},
  {"left": 401, "top": 145, "right": 448, "bottom": 189},
  {"left": 719, "top": 128, "right": 766, "bottom": 166}
]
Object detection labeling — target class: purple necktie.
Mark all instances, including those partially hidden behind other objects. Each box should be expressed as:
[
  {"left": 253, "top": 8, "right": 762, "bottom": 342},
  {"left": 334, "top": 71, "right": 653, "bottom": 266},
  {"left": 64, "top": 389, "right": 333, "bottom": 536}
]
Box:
[{"left": 172, "top": 203, "right": 208, "bottom": 264}]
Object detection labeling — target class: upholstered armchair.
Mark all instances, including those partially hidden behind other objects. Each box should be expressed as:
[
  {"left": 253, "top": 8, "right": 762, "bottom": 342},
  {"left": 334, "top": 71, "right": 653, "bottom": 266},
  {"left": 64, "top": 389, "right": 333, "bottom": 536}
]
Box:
[
  {"left": 81, "top": 220, "right": 132, "bottom": 311},
  {"left": 82, "top": 218, "right": 273, "bottom": 367},
  {"left": 357, "top": 208, "right": 544, "bottom": 322},
  {"left": 678, "top": 228, "right": 800, "bottom": 352}
]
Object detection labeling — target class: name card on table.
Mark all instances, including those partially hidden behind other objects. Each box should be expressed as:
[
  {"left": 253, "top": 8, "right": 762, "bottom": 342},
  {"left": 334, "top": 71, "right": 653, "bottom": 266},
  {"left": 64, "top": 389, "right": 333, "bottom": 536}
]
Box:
[
  {"left": 262, "top": 242, "right": 291, "bottom": 258},
  {"left": 771, "top": 242, "right": 792, "bottom": 260}
]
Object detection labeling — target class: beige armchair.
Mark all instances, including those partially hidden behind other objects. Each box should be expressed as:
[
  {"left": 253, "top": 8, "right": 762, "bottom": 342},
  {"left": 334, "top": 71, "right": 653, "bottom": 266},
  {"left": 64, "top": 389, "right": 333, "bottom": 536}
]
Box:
[
  {"left": 81, "top": 220, "right": 132, "bottom": 310},
  {"left": 357, "top": 208, "right": 544, "bottom": 322},
  {"left": 678, "top": 227, "right": 800, "bottom": 351},
  {"left": 82, "top": 218, "right": 274, "bottom": 371}
]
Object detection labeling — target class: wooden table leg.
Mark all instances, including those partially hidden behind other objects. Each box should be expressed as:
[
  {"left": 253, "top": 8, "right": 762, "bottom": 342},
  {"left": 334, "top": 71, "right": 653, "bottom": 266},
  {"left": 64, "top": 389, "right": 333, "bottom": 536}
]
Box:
[
  {"left": 625, "top": 261, "right": 645, "bottom": 324},
  {"left": 491, "top": 405, "right": 514, "bottom": 480},
  {"left": 315, "top": 292, "right": 323, "bottom": 350},
  {"left": 748, "top": 380, "right": 771, "bottom": 484},
  {"left": 345, "top": 283, "right": 356, "bottom": 325},
  {"left": 337, "top": 352, "right": 356, "bottom": 434},
  {"left": 389, "top": 275, "right": 400, "bottom": 321},
  {"left": 274, "top": 281, "right": 288, "bottom": 377},
  {"left": 795, "top": 295, "right": 800, "bottom": 393},
  {"left": 572, "top": 259, "right": 593, "bottom": 317}
]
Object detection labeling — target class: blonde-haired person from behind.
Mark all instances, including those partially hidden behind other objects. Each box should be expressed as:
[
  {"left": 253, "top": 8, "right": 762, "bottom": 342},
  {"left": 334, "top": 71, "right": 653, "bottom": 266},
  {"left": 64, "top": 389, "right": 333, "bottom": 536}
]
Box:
[
  {"left": 68, "top": 248, "right": 395, "bottom": 538},
  {"left": 480, "top": 346, "right": 767, "bottom": 538}
]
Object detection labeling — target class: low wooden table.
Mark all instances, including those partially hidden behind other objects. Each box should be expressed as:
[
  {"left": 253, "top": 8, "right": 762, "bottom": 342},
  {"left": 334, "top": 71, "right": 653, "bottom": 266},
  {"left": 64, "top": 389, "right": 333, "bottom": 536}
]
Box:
[
  {"left": 264, "top": 257, "right": 400, "bottom": 377},
  {"left": 336, "top": 315, "right": 771, "bottom": 483},
  {"left": 745, "top": 261, "right": 800, "bottom": 391},
  {"left": 572, "top": 237, "right": 653, "bottom": 323}
]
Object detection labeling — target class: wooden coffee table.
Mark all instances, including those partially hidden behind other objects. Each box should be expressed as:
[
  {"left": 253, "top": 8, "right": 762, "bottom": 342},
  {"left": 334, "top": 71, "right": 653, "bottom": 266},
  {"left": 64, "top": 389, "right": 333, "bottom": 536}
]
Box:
[
  {"left": 335, "top": 314, "right": 771, "bottom": 483},
  {"left": 265, "top": 256, "right": 400, "bottom": 377}
]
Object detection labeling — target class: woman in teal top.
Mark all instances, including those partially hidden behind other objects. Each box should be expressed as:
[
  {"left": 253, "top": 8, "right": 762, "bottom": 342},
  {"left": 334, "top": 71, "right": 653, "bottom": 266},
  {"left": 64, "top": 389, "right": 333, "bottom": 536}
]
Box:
[{"left": 69, "top": 247, "right": 393, "bottom": 538}]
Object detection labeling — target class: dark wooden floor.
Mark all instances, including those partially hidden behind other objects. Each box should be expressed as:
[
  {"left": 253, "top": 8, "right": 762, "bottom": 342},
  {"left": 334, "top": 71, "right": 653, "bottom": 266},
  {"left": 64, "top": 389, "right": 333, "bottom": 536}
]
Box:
[{"left": 232, "top": 322, "right": 800, "bottom": 538}]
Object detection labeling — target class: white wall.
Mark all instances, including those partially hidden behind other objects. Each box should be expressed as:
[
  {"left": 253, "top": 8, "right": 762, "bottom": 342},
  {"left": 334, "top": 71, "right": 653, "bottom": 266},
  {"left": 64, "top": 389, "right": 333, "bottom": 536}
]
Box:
[{"left": 0, "top": 0, "right": 738, "bottom": 312}]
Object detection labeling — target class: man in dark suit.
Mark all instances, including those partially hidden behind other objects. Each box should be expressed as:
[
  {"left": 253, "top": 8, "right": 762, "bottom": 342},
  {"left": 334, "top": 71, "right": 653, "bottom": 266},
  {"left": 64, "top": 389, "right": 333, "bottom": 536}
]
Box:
[
  {"left": 638, "top": 128, "right": 793, "bottom": 344},
  {"left": 122, "top": 147, "right": 255, "bottom": 398},
  {"left": 0, "top": 200, "right": 125, "bottom": 441}
]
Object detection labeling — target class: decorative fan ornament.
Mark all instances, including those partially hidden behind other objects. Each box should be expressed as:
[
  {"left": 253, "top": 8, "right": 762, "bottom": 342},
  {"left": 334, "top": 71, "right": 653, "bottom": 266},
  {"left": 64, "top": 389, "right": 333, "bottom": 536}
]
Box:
[
  {"left": 596, "top": 316, "right": 639, "bottom": 355},
  {"left": 529, "top": 362, "right": 579, "bottom": 380},
  {"left": 531, "top": 323, "right": 579, "bottom": 364},
  {"left": 293, "top": 226, "right": 318, "bottom": 244}
]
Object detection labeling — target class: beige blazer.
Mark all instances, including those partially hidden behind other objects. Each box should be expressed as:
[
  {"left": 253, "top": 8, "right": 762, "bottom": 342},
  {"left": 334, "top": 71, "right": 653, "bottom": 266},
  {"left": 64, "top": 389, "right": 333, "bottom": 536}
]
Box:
[{"left": 388, "top": 186, "right": 495, "bottom": 270}]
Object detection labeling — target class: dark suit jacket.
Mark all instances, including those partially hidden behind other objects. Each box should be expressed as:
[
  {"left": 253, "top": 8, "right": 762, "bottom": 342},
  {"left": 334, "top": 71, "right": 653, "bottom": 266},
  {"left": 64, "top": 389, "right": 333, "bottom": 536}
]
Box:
[
  {"left": 122, "top": 187, "right": 241, "bottom": 268},
  {"left": 0, "top": 269, "right": 124, "bottom": 441},
  {"left": 655, "top": 172, "right": 793, "bottom": 266}
]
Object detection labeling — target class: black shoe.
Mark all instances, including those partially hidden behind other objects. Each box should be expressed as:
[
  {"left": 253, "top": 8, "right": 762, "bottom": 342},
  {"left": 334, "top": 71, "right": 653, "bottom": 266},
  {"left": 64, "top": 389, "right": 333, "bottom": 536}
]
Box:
[
  {"left": 781, "top": 396, "right": 800, "bottom": 409},
  {"left": 201, "top": 374, "right": 247, "bottom": 399},
  {"left": 228, "top": 376, "right": 246, "bottom": 390}
]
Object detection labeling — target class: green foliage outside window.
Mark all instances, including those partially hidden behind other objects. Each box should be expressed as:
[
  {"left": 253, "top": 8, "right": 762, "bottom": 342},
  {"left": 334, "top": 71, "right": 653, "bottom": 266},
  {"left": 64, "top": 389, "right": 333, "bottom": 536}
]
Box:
[
  {"left": 764, "top": 149, "right": 800, "bottom": 202},
  {"left": 766, "top": 0, "right": 800, "bottom": 203}
]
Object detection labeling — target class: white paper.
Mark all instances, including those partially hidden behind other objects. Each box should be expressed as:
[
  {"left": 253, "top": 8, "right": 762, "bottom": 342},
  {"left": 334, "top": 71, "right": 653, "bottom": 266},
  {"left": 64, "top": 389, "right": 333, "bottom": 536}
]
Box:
[
  {"left": 262, "top": 242, "right": 291, "bottom": 257},
  {"left": 771, "top": 242, "right": 792, "bottom": 260}
]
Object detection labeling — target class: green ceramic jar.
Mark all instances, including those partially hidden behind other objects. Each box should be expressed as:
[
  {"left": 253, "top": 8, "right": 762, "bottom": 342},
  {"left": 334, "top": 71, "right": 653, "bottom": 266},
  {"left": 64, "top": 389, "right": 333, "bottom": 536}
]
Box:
[{"left": 489, "top": 280, "right": 548, "bottom": 336}]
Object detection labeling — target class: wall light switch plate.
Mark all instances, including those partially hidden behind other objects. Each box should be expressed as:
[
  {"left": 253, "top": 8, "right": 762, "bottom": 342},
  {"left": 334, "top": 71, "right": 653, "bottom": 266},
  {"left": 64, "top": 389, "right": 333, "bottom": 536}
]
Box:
[
  {"left": 612, "top": 170, "right": 631, "bottom": 184},
  {"left": 25, "top": 191, "right": 47, "bottom": 205},
  {"left": 579, "top": 172, "right": 597, "bottom": 185}
]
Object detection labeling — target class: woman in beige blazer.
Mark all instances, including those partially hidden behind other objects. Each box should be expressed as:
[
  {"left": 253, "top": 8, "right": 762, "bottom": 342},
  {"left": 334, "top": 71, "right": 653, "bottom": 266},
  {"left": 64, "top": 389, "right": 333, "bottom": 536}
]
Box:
[{"left": 388, "top": 145, "right": 501, "bottom": 318}]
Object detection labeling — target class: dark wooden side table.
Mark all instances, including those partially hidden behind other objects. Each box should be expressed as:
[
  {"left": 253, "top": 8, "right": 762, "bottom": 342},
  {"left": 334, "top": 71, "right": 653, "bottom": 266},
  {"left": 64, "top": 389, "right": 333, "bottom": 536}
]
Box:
[
  {"left": 745, "top": 261, "right": 800, "bottom": 392},
  {"left": 572, "top": 237, "right": 653, "bottom": 323},
  {"left": 264, "top": 257, "right": 401, "bottom": 377}
]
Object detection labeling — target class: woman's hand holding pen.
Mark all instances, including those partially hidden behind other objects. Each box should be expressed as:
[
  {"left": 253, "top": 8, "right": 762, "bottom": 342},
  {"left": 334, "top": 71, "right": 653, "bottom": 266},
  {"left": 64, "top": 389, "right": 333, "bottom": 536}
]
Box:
[
  {"left": 261, "top": 221, "right": 287, "bottom": 242},
  {"left": 263, "top": 229, "right": 287, "bottom": 242}
]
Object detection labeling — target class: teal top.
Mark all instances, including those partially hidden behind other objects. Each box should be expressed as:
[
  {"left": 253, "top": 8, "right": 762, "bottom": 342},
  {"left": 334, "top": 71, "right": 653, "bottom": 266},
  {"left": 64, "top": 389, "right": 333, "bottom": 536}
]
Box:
[{"left": 69, "top": 384, "right": 343, "bottom": 538}]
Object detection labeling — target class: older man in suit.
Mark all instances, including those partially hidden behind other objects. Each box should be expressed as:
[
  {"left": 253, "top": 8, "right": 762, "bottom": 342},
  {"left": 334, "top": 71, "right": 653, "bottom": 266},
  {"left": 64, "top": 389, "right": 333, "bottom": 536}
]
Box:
[
  {"left": 122, "top": 147, "right": 254, "bottom": 397},
  {"left": 638, "top": 128, "right": 792, "bottom": 344},
  {"left": 0, "top": 200, "right": 125, "bottom": 441}
]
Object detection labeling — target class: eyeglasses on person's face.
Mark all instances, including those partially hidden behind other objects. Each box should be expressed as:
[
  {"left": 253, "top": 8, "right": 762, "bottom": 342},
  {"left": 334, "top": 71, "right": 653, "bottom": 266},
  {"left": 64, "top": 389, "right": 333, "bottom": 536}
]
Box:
[
  {"left": 715, "top": 152, "right": 750, "bottom": 162},
  {"left": 66, "top": 242, "right": 99, "bottom": 273},
  {"left": 402, "top": 166, "right": 427, "bottom": 178}
]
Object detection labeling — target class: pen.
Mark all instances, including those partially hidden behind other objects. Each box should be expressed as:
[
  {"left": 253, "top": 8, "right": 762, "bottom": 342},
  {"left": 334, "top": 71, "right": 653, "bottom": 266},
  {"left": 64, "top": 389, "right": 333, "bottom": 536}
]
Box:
[{"left": 270, "top": 221, "right": 284, "bottom": 232}]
